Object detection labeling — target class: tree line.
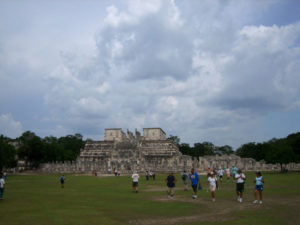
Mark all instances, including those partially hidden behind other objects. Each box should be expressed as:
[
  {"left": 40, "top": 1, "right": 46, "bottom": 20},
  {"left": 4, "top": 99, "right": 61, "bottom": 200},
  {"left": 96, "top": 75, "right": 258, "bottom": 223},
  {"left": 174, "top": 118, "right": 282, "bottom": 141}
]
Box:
[
  {"left": 167, "top": 132, "right": 300, "bottom": 171},
  {"left": 0, "top": 131, "right": 86, "bottom": 171},
  {"left": 1, "top": 131, "right": 300, "bottom": 171}
]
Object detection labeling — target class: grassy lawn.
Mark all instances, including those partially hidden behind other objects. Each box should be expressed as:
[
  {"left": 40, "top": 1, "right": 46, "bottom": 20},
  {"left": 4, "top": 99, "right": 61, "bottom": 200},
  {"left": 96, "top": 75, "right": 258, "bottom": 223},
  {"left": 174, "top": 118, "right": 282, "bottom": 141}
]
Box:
[{"left": 0, "top": 172, "right": 299, "bottom": 225}]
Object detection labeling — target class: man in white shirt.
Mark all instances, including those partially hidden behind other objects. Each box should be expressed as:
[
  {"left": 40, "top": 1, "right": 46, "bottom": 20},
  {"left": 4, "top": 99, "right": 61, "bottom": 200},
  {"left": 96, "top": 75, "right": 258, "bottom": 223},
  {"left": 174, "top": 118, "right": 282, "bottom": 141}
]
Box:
[
  {"left": 131, "top": 171, "right": 140, "bottom": 193},
  {"left": 0, "top": 174, "right": 5, "bottom": 200},
  {"left": 235, "top": 169, "right": 246, "bottom": 203}
]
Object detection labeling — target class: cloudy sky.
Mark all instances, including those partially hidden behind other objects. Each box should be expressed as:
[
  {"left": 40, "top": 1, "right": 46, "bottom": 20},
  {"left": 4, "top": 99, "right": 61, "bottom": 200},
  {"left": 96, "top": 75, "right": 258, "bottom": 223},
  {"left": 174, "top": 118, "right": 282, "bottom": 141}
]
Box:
[{"left": 0, "top": 0, "right": 300, "bottom": 149}]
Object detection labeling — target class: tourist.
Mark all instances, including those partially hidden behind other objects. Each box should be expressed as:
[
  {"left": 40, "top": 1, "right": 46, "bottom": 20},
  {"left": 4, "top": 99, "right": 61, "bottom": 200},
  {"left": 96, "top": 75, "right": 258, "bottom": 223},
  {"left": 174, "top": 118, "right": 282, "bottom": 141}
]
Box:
[
  {"left": 149, "top": 171, "right": 153, "bottom": 179},
  {"left": 117, "top": 170, "right": 120, "bottom": 176},
  {"left": 131, "top": 171, "right": 140, "bottom": 193},
  {"left": 207, "top": 172, "right": 218, "bottom": 202},
  {"left": 206, "top": 166, "right": 212, "bottom": 177},
  {"left": 145, "top": 170, "right": 149, "bottom": 181},
  {"left": 152, "top": 172, "right": 156, "bottom": 180},
  {"left": 114, "top": 168, "right": 118, "bottom": 176},
  {"left": 253, "top": 171, "right": 264, "bottom": 204},
  {"left": 165, "top": 172, "right": 177, "bottom": 198},
  {"left": 181, "top": 170, "right": 189, "bottom": 191},
  {"left": 0, "top": 174, "right": 5, "bottom": 200},
  {"left": 218, "top": 168, "right": 224, "bottom": 182},
  {"left": 60, "top": 175, "right": 65, "bottom": 188},
  {"left": 225, "top": 167, "right": 230, "bottom": 180},
  {"left": 232, "top": 166, "right": 237, "bottom": 179},
  {"left": 3, "top": 171, "right": 7, "bottom": 180},
  {"left": 235, "top": 169, "right": 246, "bottom": 203},
  {"left": 189, "top": 168, "right": 200, "bottom": 199}
]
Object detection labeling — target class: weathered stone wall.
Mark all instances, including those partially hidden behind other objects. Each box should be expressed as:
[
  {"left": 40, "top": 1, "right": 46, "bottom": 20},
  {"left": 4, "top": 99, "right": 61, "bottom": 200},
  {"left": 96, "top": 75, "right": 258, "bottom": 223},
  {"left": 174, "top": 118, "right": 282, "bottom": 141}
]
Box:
[
  {"left": 196, "top": 154, "right": 300, "bottom": 171},
  {"left": 143, "top": 128, "right": 166, "bottom": 141}
]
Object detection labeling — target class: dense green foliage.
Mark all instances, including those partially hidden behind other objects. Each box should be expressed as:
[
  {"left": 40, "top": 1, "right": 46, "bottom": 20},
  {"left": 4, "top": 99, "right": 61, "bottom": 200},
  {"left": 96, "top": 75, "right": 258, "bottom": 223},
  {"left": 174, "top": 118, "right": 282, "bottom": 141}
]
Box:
[
  {"left": 0, "top": 131, "right": 85, "bottom": 169},
  {"left": 167, "top": 136, "right": 234, "bottom": 159},
  {"left": 0, "top": 135, "right": 17, "bottom": 171},
  {"left": 236, "top": 132, "right": 300, "bottom": 171}
]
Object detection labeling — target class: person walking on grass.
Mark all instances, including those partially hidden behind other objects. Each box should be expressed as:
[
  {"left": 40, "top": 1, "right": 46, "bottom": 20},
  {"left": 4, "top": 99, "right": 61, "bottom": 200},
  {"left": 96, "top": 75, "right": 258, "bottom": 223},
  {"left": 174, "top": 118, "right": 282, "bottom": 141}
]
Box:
[
  {"left": 0, "top": 174, "right": 5, "bottom": 200},
  {"left": 189, "top": 168, "right": 200, "bottom": 199},
  {"left": 181, "top": 170, "right": 189, "bottom": 191},
  {"left": 232, "top": 166, "right": 237, "bottom": 179},
  {"left": 235, "top": 169, "right": 246, "bottom": 203},
  {"left": 218, "top": 168, "right": 224, "bottom": 182},
  {"left": 60, "top": 175, "right": 65, "bottom": 188},
  {"left": 207, "top": 172, "right": 218, "bottom": 202},
  {"left": 165, "top": 172, "right": 176, "bottom": 199},
  {"left": 225, "top": 167, "right": 230, "bottom": 180},
  {"left": 131, "top": 171, "right": 140, "bottom": 193},
  {"left": 253, "top": 171, "right": 264, "bottom": 204}
]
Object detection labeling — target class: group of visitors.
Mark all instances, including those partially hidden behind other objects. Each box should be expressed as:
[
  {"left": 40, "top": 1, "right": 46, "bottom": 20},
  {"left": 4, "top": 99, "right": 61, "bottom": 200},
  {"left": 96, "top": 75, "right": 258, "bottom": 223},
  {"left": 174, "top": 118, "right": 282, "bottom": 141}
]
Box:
[
  {"left": 145, "top": 170, "right": 155, "bottom": 180},
  {"left": 113, "top": 168, "right": 120, "bottom": 176},
  {"left": 131, "top": 168, "right": 265, "bottom": 204}
]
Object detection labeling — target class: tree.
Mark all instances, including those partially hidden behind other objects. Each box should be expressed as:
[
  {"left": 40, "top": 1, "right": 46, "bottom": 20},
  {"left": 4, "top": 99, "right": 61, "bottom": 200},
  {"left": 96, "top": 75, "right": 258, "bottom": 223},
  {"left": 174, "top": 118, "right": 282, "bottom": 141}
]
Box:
[
  {"left": 167, "top": 135, "right": 180, "bottom": 147},
  {"left": 265, "top": 144, "right": 295, "bottom": 172},
  {"left": 215, "top": 145, "right": 234, "bottom": 155},
  {"left": 57, "top": 134, "right": 85, "bottom": 161},
  {"left": 18, "top": 131, "right": 45, "bottom": 168},
  {"left": 178, "top": 143, "right": 192, "bottom": 156},
  {"left": 0, "top": 135, "right": 17, "bottom": 171}
]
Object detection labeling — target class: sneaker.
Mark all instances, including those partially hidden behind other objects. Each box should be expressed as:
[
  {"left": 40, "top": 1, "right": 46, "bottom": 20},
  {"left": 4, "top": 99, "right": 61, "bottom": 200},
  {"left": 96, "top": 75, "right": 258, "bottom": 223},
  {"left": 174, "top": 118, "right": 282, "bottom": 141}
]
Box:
[
  {"left": 193, "top": 195, "right": 197, "bottom": 199},
  {"left": 239, "top": 198, "right": 243, "bottom": 203},
  {"left": 253, "top": 200, "right": 258, "bottom": 204},
  {"left": 259, "top": 201, "right": 263, "bottom": 204}
]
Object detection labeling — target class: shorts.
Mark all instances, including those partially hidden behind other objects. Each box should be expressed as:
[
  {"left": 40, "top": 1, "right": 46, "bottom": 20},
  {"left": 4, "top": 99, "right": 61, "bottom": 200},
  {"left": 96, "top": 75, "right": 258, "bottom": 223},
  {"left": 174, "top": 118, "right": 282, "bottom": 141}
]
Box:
[
  {"left": 236, "top": 183, "right": 244, "bottom": 193},
  {"left": 192, "top": 184, "right": 198, "bottom": 193},
  {"left": 167, "top": 187, "right": 175, "bottom": 196},
  {"left": 255, "top": 185, "right": 263, "bottom": 191},
  {"left": 219, "top": 175, "right": 223, "bottom": 178},
  {"left": 132, "top": 182, "right": 138, "bottom": 187},
  {"left": 209, "top": 185, "right": 216, "bottom": 192}
]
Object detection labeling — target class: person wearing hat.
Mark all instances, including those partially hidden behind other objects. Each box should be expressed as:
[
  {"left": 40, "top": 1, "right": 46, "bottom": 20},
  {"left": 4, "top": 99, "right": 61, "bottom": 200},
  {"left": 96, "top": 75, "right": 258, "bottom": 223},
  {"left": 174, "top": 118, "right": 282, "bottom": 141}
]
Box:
[{"left": 235, "top": 169, "right": 246, "bottom": 203}]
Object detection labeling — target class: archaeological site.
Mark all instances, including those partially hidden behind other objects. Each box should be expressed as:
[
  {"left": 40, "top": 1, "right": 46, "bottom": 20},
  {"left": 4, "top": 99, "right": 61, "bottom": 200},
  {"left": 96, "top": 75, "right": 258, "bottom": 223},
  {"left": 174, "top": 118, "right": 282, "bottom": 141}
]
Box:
[{"left": 39, "top": 128, "right": 300, "bottom": 174}]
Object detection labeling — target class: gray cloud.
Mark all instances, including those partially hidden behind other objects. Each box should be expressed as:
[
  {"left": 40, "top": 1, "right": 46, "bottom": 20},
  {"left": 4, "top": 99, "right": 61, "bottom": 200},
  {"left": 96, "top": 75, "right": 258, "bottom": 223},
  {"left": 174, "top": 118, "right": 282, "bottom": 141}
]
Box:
[{"left": 1, "top": 0, "right": 300, "bottom": 148}]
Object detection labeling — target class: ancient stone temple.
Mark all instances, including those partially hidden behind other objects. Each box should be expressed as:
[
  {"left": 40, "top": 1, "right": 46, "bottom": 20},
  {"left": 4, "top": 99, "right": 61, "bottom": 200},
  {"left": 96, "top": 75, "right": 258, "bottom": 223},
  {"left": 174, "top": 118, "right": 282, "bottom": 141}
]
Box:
[
  {"left": 39, "top": 128, "right": 195, "bottom": 173},
  {"left": 77, "top": 128, "right": 194, "bottom": 173},
  {"left": 38, "top": 128, "right": 300, "bottom": 174}
]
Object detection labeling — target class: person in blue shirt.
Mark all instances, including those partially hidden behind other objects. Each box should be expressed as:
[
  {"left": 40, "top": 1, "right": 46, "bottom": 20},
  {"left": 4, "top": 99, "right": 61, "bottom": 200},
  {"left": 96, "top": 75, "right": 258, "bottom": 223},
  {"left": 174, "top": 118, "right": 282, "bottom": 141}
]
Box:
[
  {"left": 189, "top": 168, "right": 200, "bottom": 199},
  {"left": 165, "top": 172, "right": 177, "bottom": 198},
  {"left": 253, "top": 171, "right": 264, "bottom": 204},
  {"left": 232, "top": 166, "right": 237, "bottom": 179},
  {"left": 60, "top": 175, "right": 65, "bottom": 188}
]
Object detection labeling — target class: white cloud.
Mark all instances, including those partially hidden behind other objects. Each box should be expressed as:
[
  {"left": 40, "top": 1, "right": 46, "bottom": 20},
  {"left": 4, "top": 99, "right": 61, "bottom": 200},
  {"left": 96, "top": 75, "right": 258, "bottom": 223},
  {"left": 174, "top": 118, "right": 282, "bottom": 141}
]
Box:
[
  {"left": 0, "top": 114, "right": 23, "bottom": 138},
  {"left": 1, "top": 0, "right": 300, "bottom": 147}
]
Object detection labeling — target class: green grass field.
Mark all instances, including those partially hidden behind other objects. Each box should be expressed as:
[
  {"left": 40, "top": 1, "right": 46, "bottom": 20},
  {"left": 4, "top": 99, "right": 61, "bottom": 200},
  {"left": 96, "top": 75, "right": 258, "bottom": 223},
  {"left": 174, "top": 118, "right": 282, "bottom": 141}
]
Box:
[{"left": 0, "top": 172, "right": 299, "bottom": 225}]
